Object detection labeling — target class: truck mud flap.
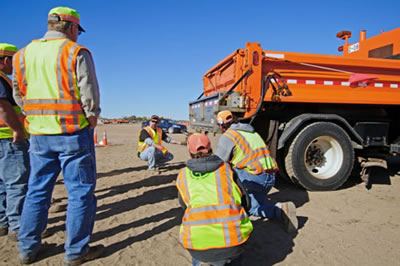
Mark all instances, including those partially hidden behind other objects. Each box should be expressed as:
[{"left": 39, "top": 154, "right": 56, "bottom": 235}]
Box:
[{"left": 358, "top": 156, "right": 388, "bottom": 190}]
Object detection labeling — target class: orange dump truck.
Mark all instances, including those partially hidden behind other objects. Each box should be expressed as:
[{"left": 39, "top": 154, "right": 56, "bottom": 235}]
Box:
[{"left": 189, "top": 27, "right": 400, "bottom": 191}]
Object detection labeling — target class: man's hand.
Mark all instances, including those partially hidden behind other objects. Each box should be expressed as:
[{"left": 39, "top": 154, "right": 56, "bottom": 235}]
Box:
[
  {"left": 88, "top": 116, "right": 97, "bottom": 129},
  {"left": 13, "top": 129, "right": 25, "bottom": 143},
  {"left": 153, "top": 143, "right": 164, "bottom": 151}
]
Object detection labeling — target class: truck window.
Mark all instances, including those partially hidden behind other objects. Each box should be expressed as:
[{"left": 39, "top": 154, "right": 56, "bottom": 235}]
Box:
[{"left": 368, "top": 44, "right": 393, "bottom": 58}]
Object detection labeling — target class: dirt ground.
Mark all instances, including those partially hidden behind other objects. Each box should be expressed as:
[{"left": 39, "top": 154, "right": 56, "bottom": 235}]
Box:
[{"left": 1, "top": 123, "right": 399, "bottom": 266}]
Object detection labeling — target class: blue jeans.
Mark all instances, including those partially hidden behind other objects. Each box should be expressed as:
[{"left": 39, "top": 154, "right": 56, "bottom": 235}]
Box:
[
  {"left": 0, "top": 139, "right": 30, "bottom": 233},
  {"left": 139, "top": 146, "right": 173, "bottom": 169},
  {"left": 192, "top": 254, "right": 242, "bottom": 266},
  {"left": 18, "top": 127, "right": 97, "bottom": 261},
  {"left": 233, "top": 168, "right": 281, "bottom": 219}
]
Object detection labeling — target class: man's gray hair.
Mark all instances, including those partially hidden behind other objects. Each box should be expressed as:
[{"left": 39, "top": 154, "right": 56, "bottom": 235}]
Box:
[{"left": 48, "top": 19, "right": 72, "bottom": 33}]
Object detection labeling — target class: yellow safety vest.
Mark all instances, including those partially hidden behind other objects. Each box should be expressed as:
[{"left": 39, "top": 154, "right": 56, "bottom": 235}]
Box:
[
  {"left": 13, "top": 38, "right": 89, "bottom": 135},
  {"left": 223, "top": 129, "right": 278, "bottom": 174},
  {"left": 176, "top": 162, "right": 253, "bottom": 250},
  {"left": 137, "top": 126, "right": 168, "bottom": 155}
]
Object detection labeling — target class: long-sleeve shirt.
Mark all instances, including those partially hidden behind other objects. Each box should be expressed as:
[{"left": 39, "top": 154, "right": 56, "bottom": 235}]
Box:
[
  {"left": 12, "top": 30, "right": 101, "bottom": 118},
  {"left": 215, "top": 122, "right": 256, "bottom": 162}
]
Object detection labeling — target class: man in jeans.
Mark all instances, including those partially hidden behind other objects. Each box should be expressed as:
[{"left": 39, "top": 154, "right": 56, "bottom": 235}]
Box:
[
  {"left": 215, "top": 111, "right": 298, "bottom": 233},
  {"left": 138, "top": 115, "right": 182, "bottom": 172},
  {"left": 13, "top": 7, "right": 103, "bottom": 265},
  {"left": 0, "top": 43, "right": 30, "bottom": 242}
]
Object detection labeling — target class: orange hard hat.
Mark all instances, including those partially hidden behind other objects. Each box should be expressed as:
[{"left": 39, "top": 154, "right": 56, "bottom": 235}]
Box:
[
  {"left": 216, "top": 110, "right": 233, "bottom": 125},
  {"left": 187, "top": 133, "right": 211, "bottom": 155}
]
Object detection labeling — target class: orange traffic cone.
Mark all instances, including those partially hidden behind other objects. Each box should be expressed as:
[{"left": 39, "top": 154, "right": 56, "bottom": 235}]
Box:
[
  {"left": 94, "top": 130, "right": 98, "bottom": 145},
  {"left": 103, "top": 130, "right": 108, "bottom": 146}
]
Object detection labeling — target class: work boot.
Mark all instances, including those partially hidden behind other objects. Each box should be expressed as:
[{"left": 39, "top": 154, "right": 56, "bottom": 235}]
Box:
[
  {"left": 64, "top": 244, "right": 105, "bottom": 266},
  {"left": 281, "top": 202, "right": 298, "bottom": 233},
  {"left": 19, "top": 250, "right": 39, "bottom": 265},
  {"left": 0, "top": 226, "right": 7, "bottom": 236},
  {"left": 8, "top": 232, "right": 18, "bottom": 241}
]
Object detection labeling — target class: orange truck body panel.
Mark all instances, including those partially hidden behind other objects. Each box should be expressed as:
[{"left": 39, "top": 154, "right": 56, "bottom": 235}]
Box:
[{"left": 202, "top": 29, "right": 400, "bottom": 118}]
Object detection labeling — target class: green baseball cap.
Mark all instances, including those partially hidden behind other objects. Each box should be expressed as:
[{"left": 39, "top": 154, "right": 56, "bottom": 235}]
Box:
[
  {"left": 0, "top": 43, "right": 17, "bottom": 57},
  {"left": 48, "top": 6, "right": 85, "bottom": 32}
]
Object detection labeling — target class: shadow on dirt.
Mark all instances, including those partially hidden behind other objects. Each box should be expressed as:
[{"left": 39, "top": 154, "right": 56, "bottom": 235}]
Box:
[
  {"left": 97, "top": 165, "right": 148, "bottom": 179},
  {"left": 45, "top": 169, "right": 182, "bottom": 259},
  {"left": 243, "top": 215, "right": 308, "bottom": 265},
  {"left": 240, "top": 176, "right": 310, "bottom": 264}
]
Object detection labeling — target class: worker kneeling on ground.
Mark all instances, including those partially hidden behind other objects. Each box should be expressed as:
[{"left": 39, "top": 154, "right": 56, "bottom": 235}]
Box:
[
  {"left": 215, "top": 111, "right": 298, "bottom": 233},
  {"left": 176, "top": 133, "right": 253, "bottom": 266},
  {"left": 138, "top": 115, "right": 182, "bottom": 171}
]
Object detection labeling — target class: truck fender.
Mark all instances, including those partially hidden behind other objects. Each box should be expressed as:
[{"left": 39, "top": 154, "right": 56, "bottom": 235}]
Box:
[{"left": 277, "top": 113, "right": 363, "bottom": 150}]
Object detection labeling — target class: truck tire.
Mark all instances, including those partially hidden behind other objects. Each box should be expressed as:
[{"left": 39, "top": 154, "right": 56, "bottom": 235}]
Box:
[
  {"left": 168, "top": 127, "right": 174, "bottom": 134},
  {"left": 284, "top": 122, "right": 354, "bottom": 191}
]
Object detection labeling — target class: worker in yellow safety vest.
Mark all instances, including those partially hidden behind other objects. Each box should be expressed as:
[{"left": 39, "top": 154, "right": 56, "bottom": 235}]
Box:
[
  {"left": 12, "top": 7, "right": 104, "bottom": 265},
  {"left": 0, "top": 43, "right": 30, "bottom": 242},
  {"left": 215, "top": 110, "right": 298, "bottom": 233},
  {"left": 176, "top": 133, "right": 253, "bottom": 266},
  {"left": 138, "top": 114, "right": 183, "bottom": 172}
]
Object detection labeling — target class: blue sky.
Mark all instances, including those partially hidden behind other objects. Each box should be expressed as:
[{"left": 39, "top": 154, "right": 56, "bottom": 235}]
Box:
[{"left": 3, "top": 0, "right": 399, "bottom": 120}]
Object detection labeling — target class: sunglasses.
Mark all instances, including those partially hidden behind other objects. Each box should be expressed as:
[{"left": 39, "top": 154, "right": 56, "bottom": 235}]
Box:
[
  {"left": 151, "top": 120, "right": 159, "bottom": 124},
  {"left": 73, "top": 24, "right": 83, "bottom": 36}
]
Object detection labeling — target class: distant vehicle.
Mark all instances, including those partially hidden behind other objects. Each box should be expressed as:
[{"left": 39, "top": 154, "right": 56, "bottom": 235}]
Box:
[
  {"left": 102, "top": 119, "right": 130, "bottom": 124},
  {"left": 142, "top": 118, "right": 187, "bottom": 134}
]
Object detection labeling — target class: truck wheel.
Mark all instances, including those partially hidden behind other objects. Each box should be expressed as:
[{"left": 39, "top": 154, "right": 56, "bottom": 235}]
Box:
[
  {"left": 285, "top": 122, "right": 354, "bottom": 191},
  {"left": 168, "top": 127, "right": 174, "bottom": 134}
]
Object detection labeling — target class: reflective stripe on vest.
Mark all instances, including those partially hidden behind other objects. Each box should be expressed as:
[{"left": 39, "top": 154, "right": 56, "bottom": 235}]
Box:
[
  {"left": 13, "top": 48, "right": 28, "bottom": 96},
  {"left": 176, "top": 162, "right": 253, "bottom": 250},
  {"left": 0, "top": 73, "right": 27, "bottom": 139},
  {"left": 224, "top": 129, "right": 278, "bottom": 174},
  {"left": 137, "top": 126, "right": 168, "bottom": 155},
  {"left": 14, "top": 38, "right": 88, "bottom": 134}
]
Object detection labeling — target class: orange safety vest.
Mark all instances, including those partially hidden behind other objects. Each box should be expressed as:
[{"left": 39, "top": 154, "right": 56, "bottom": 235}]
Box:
[
  {"left": 137, "top": 126, "right": 168, "bottom": 155},
  {"left": 176, "top": 162, "right": 253, "bottom": 250},
  {"left": 224, "top": 129, "right": 278, "bottom": 174}
]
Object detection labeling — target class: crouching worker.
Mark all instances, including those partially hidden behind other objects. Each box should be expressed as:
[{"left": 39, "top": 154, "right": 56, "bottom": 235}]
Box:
[
  {"left": 215, "top": 111, "right": 298, "bottom": 233},
  {"left": 138, "top": 115, "right": 181, "bottom": 171},
  {"left": 176, "top": 133, "right": 253, "bottom": 266}
]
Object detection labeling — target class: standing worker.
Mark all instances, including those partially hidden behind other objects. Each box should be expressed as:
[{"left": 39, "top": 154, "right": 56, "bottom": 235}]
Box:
[
  {"left": 13, "top": 7, "right": 103, "bottom": 265},
  {"left": 176, "top": 133, "right": 253, "bottom": 266},
  {"left": 215, "top": 111, "right": 298, "bottom": 233},
  {"left": 138, "top": 115, "right": 182, "bottom": 172},
  {"left": 0, "top": 43, "right": 30, "bottom": 241}
]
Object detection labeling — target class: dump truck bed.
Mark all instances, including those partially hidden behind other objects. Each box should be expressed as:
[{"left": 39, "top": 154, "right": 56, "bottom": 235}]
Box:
[{"left": 200, "top": 43, "right": 400, "bottom": 116}]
